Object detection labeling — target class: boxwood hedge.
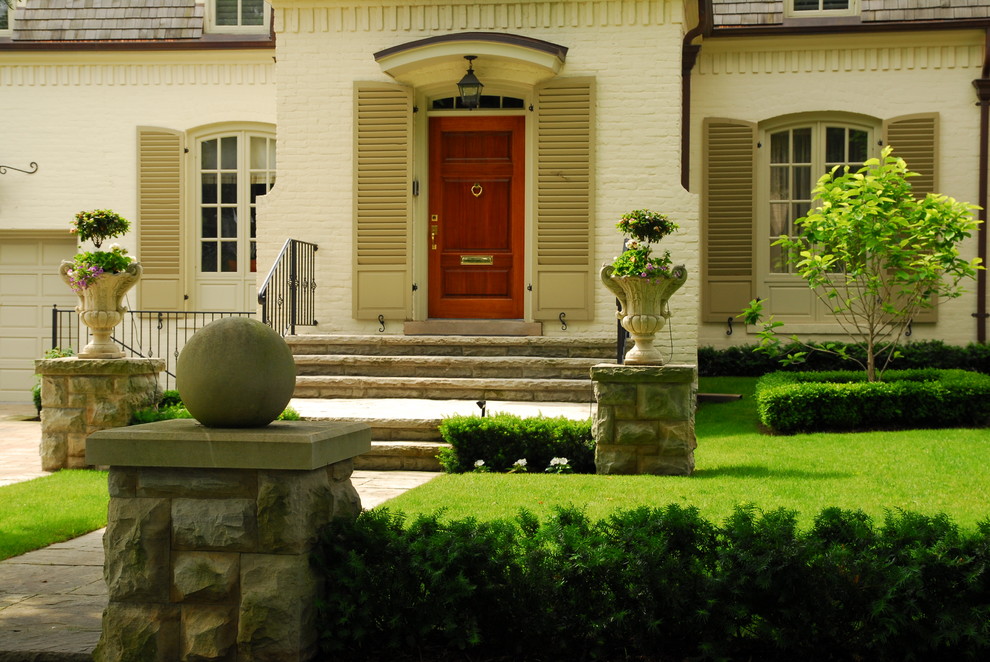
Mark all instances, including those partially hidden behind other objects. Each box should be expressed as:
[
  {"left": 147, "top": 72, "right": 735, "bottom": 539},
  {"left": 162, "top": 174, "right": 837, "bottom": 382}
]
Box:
[
  {"left": 756, "top": 369, "right": 990, "bottom": 434},
  {"left": 314, "top": 505, "right": 990, "bottom": 661}
]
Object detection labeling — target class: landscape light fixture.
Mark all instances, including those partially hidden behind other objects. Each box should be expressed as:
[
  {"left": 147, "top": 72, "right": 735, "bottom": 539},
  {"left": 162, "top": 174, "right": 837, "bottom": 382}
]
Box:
[{"left": 457, "top": 55, "right": 484, "bottom": 109}]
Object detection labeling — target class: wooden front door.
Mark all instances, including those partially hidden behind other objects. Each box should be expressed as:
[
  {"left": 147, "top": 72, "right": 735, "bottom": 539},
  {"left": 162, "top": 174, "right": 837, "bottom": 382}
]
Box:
[{"left": 428, "top": 116, "right": 525, "bottom": 318}]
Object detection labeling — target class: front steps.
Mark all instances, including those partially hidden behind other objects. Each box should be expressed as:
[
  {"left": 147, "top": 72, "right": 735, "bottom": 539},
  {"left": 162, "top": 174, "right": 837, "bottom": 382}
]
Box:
[
  {"left": 286, "top": 335, "right": 613, "bottom": 471},
  {"left": 289, "top": 335, "right": 614, "bottom": 403}
]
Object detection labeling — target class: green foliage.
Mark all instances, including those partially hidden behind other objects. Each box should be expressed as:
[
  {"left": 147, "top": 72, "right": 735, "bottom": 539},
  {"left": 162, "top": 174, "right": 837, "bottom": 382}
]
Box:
[
  {"left": 64, "top": 246, "right": 134, "bottom": 293},
  {"left": 32, "top": 347, "right": 74, "bottom": 415},
  {"left": 130, "top": 390, "right": 299, "bottom": 424},
  {"left": 699, "top": 340, "right": 990, "bottom": 377},
  {"left": 437, "top": 413, "right": 594, "bottom": 474},
  {"left": 608, "top": 208, "right": 680, "bottom": 279},
  {"left": 616, "top": 208, "right": 679, "bottom": 243},
  {"left": 749, "top": 147, "right": 982, "bottom": 381},
  {"left": 314, "top": 505, "right": 990, "bottom": 660},
  {"left": 70, "top": 209, "right": 130, "bottom": 248},
  {"left": 608, "top": 243, "right": 674, "bottom": 278},
  {"left": 756, "top": 369, "right": 990, "bottom": 434}
]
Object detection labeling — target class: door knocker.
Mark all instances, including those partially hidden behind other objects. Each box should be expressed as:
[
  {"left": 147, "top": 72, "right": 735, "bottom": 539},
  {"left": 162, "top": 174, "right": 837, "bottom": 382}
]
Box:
[{"left": 471, "top": 183, "right": 483, "bottom": 198}]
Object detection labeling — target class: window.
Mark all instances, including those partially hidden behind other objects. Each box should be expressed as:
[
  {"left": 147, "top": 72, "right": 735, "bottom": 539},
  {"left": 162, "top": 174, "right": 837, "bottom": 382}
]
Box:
[
  {"left": 786, "top": 0, "right": 859, "bottom": 18},
  {"left": 196, "top": 131, "right": 275, "bottom": 309},
  {"left": 209, "top": 0, "right": 269, "bottom": 33},
  {"left": 1, "top": 1, "right": 13, "bottom": 33},
  {"left": 757, "top": 117, "right": 876, "bottom": 323},
  {"left": 767, "top": 122, "right": 869, "bottom": 274}
]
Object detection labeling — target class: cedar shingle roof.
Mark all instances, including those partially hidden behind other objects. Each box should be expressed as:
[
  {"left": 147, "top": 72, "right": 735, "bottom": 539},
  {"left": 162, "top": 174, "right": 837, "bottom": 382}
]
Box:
[
  {"left": 12, "top": 0, "right": 204, "bottom": 42},
  {"left": 712, "top": 0, "right": 990, "bottom": 27}
]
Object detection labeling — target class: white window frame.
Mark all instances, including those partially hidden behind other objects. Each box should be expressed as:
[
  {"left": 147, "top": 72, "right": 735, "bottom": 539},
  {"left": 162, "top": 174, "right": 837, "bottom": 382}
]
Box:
[
  {"left": 755, "top": 114, "right": 878, "bottom": 326},
  {"left": 188, "top": 125, "right": 276, "bottom": 311},
  {"left": 0, "top": 1, "right": 21, "bottom": 36},
  {"left": 205, "top": 0, "right": 270, "bottom": 34},
  {"left": 785, "top": 0, "right": 860, "bottom": 19}
]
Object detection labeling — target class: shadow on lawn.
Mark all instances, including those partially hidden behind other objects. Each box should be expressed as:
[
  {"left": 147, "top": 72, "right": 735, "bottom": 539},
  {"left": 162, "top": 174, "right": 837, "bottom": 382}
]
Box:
[{"left": 693, "top": 464, "right": 853, "bottom": 480}]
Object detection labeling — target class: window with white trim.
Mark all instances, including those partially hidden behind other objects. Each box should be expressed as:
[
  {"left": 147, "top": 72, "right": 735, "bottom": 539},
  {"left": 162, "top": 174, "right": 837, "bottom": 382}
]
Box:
[
  {"left": 759, "top": 117, "right": 877, "bottom": 322},
  {"left": 0, "top": 1, "right": 15, "bottom": 33},
  {"left": 208, "top": 0, "right": 269, "bottom": 33},
  {"left": 196, "top": 131, "right": 275, "bottom": 308},
  {"left": 786, "top": 0, "right": 859, "bottom": 18}
]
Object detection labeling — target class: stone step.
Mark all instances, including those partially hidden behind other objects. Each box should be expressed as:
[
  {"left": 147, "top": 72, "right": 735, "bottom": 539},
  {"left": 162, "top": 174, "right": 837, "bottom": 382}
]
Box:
[
  {"left": 293, "top": 376, "right": 595, "bottom": 402},
  {"left": 293, "top": 354, "right": 600, "bottom": 380},
  {"left": 353, "top": 441, "right": 447, "bottom": 472},
  {"left": 286, "top": 334, "right": 616, "bottom": 359}
]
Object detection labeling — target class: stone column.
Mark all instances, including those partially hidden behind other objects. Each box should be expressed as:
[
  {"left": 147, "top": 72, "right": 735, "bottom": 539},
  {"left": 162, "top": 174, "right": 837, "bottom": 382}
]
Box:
[
  {"left": 35, "top": 357, "right": 165, "bottom": 471},
  {"left": 86, "top": 419, "right": 370, "bottom": 662},
  {"left": 592, "top": 364, "right": 697, "bottom": 476}
]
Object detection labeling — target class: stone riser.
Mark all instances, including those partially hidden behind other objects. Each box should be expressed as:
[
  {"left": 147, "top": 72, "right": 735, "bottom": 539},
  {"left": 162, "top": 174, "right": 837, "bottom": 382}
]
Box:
[
  {"left": 303, "top": 417, "right": 442, "bottom": 442},
  {"left": 353, "top": 441, "right": 446, "bottom": 472},
  {"left": 294, "top": 376, "right": 594, "bottom": 403},
  {"left": 286, "top": 335, "right": 616, "bottom": 359},
  {"left": 293, "top": 355, "right": 599, "bottom": 380}
]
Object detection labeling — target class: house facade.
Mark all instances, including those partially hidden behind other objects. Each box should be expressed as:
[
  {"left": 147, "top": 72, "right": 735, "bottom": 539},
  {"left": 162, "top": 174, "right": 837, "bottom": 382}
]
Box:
[
  {"left": 2, "top": 0, "right": 990, "bottom": 403},
  {"left": 0, "top": 0, "right": 276, "bottom": 401}
]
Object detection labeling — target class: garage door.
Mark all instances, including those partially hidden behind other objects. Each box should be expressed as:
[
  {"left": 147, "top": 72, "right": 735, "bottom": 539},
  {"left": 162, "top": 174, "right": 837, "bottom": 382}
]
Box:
[{"left": 0, "top": 236, "right": 78, "bottom": 403}]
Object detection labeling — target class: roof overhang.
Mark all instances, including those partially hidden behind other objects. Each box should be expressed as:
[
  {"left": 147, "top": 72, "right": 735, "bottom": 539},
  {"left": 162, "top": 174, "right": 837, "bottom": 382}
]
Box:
[{"left": 374, "top": 32, "right": 566, "bottom": 90}]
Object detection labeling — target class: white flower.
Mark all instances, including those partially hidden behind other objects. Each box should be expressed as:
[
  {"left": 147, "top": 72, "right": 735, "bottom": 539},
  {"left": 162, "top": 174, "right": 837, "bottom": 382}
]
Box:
[
  {"left": 109, "top": 243, "right": 122, "bottom": 251},
  {"left": 549, "top": 457, "right": 569, "bottom": 466},
  {"left": 513, "top": 459, "right": 527, "bottom": 467},
  {"left": 474, "top": 459, "right": 485, "bottom": 468}
]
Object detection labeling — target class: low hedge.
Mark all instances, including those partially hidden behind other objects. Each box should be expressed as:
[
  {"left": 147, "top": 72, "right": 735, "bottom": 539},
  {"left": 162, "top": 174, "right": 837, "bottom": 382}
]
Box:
[
  {"left": 314, "top": 505, "right": 990, "bottom": 661},
  {"left": 437, "top": 413, "right": 594, "bottom": 474},
  {"left": 756, "top": 369, "right": 990, "bottom": 434},
  {"left": 699, "top": 339, "right": 990, "bottom": 377}
]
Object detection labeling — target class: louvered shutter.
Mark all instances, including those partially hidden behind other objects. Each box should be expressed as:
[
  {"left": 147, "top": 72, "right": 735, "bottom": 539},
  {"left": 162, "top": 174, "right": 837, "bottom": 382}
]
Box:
[
  {"left": 353, "top": 83, "right": 413, "bottom": 320},
  {"left": 702, "top": 118, "right": 756, "bottom": 323},
  {"left": 884, "top": 113, "right": 939, "bottom": 323},
  {"left": 533, "top": 77, "right": 595, "bottom": 321},
  {"left": 137, "top": 127, "right": 184, "bottom": 310}
]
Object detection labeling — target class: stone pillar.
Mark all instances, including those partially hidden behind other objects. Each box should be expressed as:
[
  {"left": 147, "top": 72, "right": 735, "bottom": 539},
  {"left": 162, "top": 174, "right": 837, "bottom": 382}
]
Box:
[
  {"left": 592, "top": 364, "right": 697, "bottom": 476},
  {"left": 35, "top": 357, "right": 165, "bottom": 471},
  {"left": 86, "top": 419, "right": 371, "bottom": 662}
]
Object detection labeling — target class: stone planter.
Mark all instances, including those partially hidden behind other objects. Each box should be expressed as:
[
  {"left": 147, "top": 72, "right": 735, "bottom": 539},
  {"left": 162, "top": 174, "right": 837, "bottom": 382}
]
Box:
[
  {"left": 600, "top": 264, "right": 687, "bottom": 365},
  {"left": 59, "top": 261, "right": 142, "bottom": 359}
]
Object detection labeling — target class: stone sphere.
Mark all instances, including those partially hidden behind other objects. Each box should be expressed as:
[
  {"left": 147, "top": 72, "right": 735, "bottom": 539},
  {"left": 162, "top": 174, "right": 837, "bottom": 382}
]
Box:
[{"left": 176, "top": 317, "right": 296, "bottom": 428}]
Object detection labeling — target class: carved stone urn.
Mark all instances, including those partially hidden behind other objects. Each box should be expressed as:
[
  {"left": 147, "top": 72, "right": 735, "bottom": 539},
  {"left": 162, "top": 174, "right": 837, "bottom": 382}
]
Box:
[
  {"left": 600, "top": 264, "right": 688, "bottom": 365},
  {"left": 59, "top": 261, "right": 142, "bottom": 359}
]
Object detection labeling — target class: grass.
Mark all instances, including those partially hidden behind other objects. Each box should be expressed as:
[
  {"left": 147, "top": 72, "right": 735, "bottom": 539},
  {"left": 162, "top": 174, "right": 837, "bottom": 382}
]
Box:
[
  {"left": 385, "top": 376, "right": 990, "bottom": 529},
  {"left": 0, "top": 470, "right": 109, "bottom": 561}
]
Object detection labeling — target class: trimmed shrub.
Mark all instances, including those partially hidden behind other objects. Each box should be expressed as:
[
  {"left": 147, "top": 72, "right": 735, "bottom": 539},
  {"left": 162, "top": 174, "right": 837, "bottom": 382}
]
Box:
[
  {"left": 313, "top": 505, "right": 990, "bottom": 661},
  {"left": 437, "top": 413, "right": 594, "bottom": 474},
  {"left": 130, "top": 391, "right": 300, "bottom": 424},
  {"left": 700, "top": 340, "right": 990, "bottom": 377},
  {"left": 756, "top": 369, "right": 990, "bottom": 434}
]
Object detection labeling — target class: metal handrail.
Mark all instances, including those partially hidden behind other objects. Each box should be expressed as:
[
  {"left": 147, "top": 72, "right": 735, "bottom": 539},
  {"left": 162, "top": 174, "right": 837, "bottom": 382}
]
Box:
[
  {"left": 258, "top": 238, "right": 318, "bottom": 336},
  {"left": 51, "top": 307, "right": 254, "bottom": 391}
]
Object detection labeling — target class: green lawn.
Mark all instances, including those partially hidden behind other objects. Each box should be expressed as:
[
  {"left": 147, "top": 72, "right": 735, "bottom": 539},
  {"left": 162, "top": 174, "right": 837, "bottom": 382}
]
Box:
[
  {"left": 0, "top": 470, "right": 109, "bottom": 561},
  {"left": 385, "top": 376, "right": 990, "bottom": 528}
]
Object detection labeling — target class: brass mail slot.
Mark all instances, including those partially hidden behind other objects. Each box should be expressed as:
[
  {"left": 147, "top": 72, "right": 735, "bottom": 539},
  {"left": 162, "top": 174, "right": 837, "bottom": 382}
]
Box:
[{"left": 460, "top": 255, "right": 494, "bottom": 265}]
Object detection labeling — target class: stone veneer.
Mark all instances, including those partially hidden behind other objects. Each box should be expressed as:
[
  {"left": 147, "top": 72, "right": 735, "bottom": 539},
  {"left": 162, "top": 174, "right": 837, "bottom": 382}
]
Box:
[
  {"left": 86, "top": 419, "right": 371, "bottom": 662},
  {"left": 592, "top": 364, "right": 697, "bottom": 476},
  {"left": 35, "top": 357, "right": 165, "bottom": 471}
]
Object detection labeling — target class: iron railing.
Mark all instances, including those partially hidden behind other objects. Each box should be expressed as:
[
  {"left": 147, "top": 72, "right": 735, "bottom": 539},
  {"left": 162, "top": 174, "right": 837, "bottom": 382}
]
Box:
[
  {"left": 51, "top": 307, "right": 254, "bottom": 391},
  {"left": 259, "top": 238, "right": 318, "bottom": 336}
]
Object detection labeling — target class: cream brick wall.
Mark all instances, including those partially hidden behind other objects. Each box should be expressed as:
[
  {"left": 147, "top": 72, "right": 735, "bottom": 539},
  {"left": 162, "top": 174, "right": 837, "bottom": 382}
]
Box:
[
  {"left": 0, "top": 51, "right": 275, "bottom": 271},
  {"left": 261, "top": 0, "right": 700, "bottom": 362},
  {"left": 692, "top": 30, "right": 987, "bottom": 350}
]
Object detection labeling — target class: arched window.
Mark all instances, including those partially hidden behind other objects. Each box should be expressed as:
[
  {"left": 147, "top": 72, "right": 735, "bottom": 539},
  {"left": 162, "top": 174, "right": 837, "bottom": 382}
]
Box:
[
  {"left": 758, "top": 115, "right": 877, "bottom": 323},
  {"left": 194, "top": 130, "right": 275, "bottom": 310}
]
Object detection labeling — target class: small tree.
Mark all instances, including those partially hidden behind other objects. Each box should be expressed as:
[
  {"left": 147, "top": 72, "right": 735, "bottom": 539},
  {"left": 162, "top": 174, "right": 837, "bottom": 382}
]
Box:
[{"left": 743, "top": 146, "right": 982, "bottom": 382}]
